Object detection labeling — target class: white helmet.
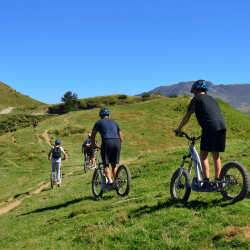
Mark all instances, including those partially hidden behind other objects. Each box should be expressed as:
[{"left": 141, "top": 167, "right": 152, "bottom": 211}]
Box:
[{"left": 88, "top": 133, "right": 91, "bottom": 138}]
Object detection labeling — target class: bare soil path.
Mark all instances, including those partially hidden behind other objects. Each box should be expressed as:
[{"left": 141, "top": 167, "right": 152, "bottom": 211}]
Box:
[
  {"left": 0, "top": 107, "right": 16, "bottom": 115},
  {"left": 42, "top": 128, "right": 54, "bottom": 147}
]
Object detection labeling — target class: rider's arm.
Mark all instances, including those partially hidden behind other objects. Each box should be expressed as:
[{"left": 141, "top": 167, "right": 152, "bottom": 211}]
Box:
[
  {"left": 63, "top": 152, "right": 67, "bottom": 160},
  {"left": 176, "top": 112, "right": 192, "bottom": 134},
  {"left": 118, "top": 131, "right": 123, "bottom": 144},
  {"left": 91, "top": 131, "right": 97, "bottom": 148},
  {"left": 48, "top": 152, "right": 51, "bottom": 160}
]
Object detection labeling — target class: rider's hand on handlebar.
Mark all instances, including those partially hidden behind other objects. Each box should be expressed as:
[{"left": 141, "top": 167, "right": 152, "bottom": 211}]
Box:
[{"left": 174, "top": 129, "right": 183, "bottom": 136}]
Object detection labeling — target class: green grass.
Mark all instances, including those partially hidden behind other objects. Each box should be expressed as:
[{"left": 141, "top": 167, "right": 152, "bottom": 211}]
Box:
[
  {"left": 0, "top": 97, "right": 250, "bottom": 249},
  {"left": 0, "top": 81, "right": 45, "bottom": 108}
]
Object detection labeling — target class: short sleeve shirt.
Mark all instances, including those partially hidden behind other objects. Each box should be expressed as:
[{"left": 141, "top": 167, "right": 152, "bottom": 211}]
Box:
[
  {"left": 187, "top": 94, "right": 226, "bottom": 134},
  {"left": 92, "top": 118, "right": 121, "bottom": 140},
  {"left": 49, "top": 146, "right": 65, "bottom": 163}
]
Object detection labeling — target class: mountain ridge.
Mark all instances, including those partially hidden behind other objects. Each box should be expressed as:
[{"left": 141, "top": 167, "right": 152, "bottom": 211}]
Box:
[{"left": 136, "top": 81, "right": 250, "bottom": 112}]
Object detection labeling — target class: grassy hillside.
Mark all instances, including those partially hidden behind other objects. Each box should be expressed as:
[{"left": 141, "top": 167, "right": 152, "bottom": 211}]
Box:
[
  {"left": 0, "top": 81, "right": 44, "bottom": 111},
  {"left": 0, "top": 97, "right": 250, "bottom": 249}
]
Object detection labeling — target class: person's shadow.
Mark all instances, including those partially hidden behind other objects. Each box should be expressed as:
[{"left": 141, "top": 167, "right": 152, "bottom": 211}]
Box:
[
  {"left": 128, "top": 197, "right": 237, "bottom": 219},
  {"left": 17, "top": 198, "right": 84, "bottom": 217}
]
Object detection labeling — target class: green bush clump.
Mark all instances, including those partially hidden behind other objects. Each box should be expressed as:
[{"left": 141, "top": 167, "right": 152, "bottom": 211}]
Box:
[
  {"left": 109, "top": 101, "right": 116, "bottom": 105},
  {"left": 79, "top": 101, "right": 87, "bottom": 108},
  {"left": 142, "top": 93, "right": 151, "bottom": 98},
  {"left": 118, "top": 95, "right": 128, "bottom": 100},
  {"left": 50, "top": 126, "right": 86, "bottom": 137},
  {"left": 142, "top": 97, "right": 148, "bottom": 102},
  {"left": 88, "top": 99, "right": 95, "bottom": 103},
  {"left": 169, "top": 94, "right": 178, "bottom": 98},
  {"left": 30, "top": 106, "right": 38, "bottom": 110},
  {"left": 182, "top": 93, "right": 190, "bottom": 98}
]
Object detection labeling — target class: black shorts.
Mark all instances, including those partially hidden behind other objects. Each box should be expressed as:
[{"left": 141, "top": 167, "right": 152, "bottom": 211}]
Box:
[
  {"left": 86, "top": 149, "right": 95, "bottom": 157},
  {"left": 200, "top": 129, "right": 226, "bottom": 152},
  {"left": 101, "top": 139, "right": 121, "bottom": 165}
]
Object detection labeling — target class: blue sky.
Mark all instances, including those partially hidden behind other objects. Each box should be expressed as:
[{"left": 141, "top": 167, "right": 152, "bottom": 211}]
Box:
[{"left": 1, "top": 0, "right": 249, "bottom": 104}]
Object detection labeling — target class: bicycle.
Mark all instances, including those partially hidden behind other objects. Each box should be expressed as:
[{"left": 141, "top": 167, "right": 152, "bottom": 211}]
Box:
[
  {"left": 84, "top": 151, "right": 100, "bottom": 173},
  {"left": 170, "top": 131, "right": 249, "bottom": 202},
  {"left": 92, "top": 160, "right": 131, "bottom": 197},
  {"left": 51, "top": 167, "right": 62, "bottom": 189}
]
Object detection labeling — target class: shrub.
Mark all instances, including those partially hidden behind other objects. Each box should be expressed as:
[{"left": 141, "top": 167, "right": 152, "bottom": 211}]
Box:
[
  {"left": 88, "top": 99, "right": 95, "bottom": 103},
  {"left": 183, "top": 93, "right": 190, "bottom": 98},
  {"left": 142, "top": 93, "right": 151, "bottom": 98},
  {"left": 169, "top": 94, "right": 178, "bottom": 98},
  {"left": 30, "top": 106, "right": 38, "bottom": 110},
  {"left": 109, "top": 101, "right": 116, "bottom": 105},
  {"left": 79, "top": 101, "right": 87, "bottom": 109},
  {"left": 142, "top": 97, "right": 148, "bottom": 102},
  {"left": 118, "top": 95, "right": 128, "bottom": 100}
]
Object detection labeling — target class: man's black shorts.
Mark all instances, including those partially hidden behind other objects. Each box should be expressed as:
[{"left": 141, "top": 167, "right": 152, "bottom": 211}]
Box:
[
  {"left": 101, "top": 139, "right": 121, "bottom": 165},
  {"left": 200, "top": 129, "right": 226, "bottom": 152}
]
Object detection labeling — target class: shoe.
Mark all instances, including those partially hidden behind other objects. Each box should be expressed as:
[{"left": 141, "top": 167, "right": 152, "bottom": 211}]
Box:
[
  {"left": 104, "top": 182, "right": 114, "bottom": 190},
  {"left": 211, "top": 181, "right": 219, "bottom": 192},
  {"left": 199, "top": 182, "right": 212, "bottom": 192}
]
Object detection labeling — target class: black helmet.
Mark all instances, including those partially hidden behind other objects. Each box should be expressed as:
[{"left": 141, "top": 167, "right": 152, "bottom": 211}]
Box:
[
  {"left": 99, "top": 108, "right": 110, "bottom": 116},
  {"left": 191, "top": 80, "right": 209, "bottom": 93}
]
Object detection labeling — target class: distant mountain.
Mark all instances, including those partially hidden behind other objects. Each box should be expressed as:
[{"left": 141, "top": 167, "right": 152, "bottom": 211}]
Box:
[
  {"left": 137, "top": 81, "right": 250, "bottom": 112},
  {"left": 0, "top": 81, "right": 44, "bottom": 108}
]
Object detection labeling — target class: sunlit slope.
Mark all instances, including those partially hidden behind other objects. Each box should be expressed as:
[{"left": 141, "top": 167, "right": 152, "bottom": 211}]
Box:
[
  {"left": 0, "top": 96, "right": 250, "bottom": 249},
  {"left": 0, "top": 96, "right": 249, "bottom": 202},
  {"left": 0, "top": 81, "right": 44, "bottom": 109}
]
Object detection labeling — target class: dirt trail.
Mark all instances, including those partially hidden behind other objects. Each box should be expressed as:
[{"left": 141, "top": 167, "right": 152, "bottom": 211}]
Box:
[
  {"left": 42, "top": 128, "right": 53, "bottom": 147},
  {"left": 0, "top": 182, "right": 50, "bottom": 216},
  {"left": 0, "top": 126, "right": 71, "bottom": 215},
  {"left": 64, "top": 116, "right": 72, "bottom": 124},
  {"left": 0, "top": 107, "right": 16, "bottom": 115},
  {"left": 12, "top": 136, "right": 16, "bottom": 143}
]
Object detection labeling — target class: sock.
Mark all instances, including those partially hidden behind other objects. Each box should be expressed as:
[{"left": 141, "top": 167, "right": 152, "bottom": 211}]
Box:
[{"left": 215, "top": 178, "right": 219, "bottom": 181}]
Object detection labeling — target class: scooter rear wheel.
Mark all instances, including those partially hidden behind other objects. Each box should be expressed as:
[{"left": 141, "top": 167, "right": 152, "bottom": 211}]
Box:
[{"left": 219, "top": 161, "right": 249, "bottom": 202}]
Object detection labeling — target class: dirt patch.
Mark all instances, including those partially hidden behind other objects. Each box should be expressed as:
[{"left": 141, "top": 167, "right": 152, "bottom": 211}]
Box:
[
  {"left": 225, "top": 226, "right": 250, "bottom": 241},
  {"left": 0, "top": 107, "right": 16, "bottom": 115},
  {"left": 67, "top": 172, "right": 74, "bottom": 175}
]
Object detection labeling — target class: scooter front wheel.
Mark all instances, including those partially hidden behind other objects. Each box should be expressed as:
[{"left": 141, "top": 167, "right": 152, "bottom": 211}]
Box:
[
  {"left": 170, "top": 169, "right": 191, "bottom": 202},
  {"left": 92, "top": 169, "right": 103, "bottom": 197}
]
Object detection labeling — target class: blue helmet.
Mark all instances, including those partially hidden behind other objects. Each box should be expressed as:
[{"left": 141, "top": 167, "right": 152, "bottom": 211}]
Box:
[
  {"left": 55, "top": 139, "right": 61, "bottom": 145},
  {"left": 191, "top": 80, "right": 209, "bottom": 93},
  {"left": 99, "top": 108, "right": 110, "bottom": 116}
]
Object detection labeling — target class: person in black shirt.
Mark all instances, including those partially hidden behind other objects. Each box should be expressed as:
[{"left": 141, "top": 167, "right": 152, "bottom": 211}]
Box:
[
  {"left": 91, "top": 108, "right": 123, "bottom": 190},
  {"left": 175, "top": 80, "right": 226, "bottom": 191}
]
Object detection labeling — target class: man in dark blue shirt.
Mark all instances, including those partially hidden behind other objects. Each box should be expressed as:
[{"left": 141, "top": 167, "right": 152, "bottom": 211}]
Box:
[
  {"left": 176, "top": 80, "right": 226, "bottom": 191},
  {"left": 91, "top": 108, "right": 123, "bottom": 189}
]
